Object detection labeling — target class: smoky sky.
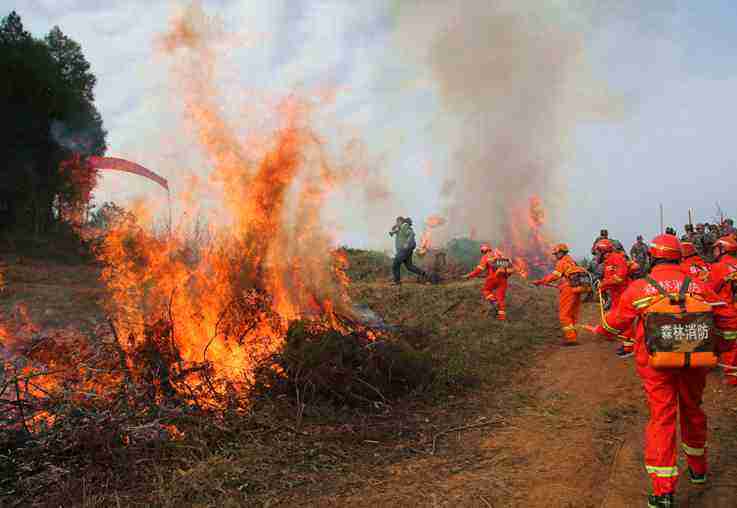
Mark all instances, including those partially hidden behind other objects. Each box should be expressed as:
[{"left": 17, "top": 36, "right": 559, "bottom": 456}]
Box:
[{"left": 8, "top": 0, "right": 737, "bottom": 256}]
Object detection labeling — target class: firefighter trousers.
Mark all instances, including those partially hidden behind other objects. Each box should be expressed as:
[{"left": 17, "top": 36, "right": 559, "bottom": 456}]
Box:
[
  {"left": 558, "top": 286, "right": 581, "bottom": 341},
  {"left": 483, "top": 277, "right": 508, "bottom": 318},
  {"left": 637, "top": 364, "right": 708, "bottom": 495}
]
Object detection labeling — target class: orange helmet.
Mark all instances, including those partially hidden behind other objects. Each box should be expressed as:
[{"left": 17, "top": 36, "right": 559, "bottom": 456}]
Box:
[
  {"left": 713, "top": 236, "right": 737, "bottom": 257},
  {"left": 480, "top": 243, "right": 492, "bottom": 253},
  {"left": 594, "top": 239, "right": 614, "bottom": 254},
  {"left": 649, "top": 234, "right": 682, "bottom": 261},
  {"left": 552, "top": 243, "right": 569, "bottom": 255},
  {"left": 681, "top": 241, "right": 697, "bottom": 258}
]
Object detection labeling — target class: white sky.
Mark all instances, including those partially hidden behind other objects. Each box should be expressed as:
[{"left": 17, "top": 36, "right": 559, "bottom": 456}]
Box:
[{"left": 8, "top": 0, "right": 737, "bottom": 256}]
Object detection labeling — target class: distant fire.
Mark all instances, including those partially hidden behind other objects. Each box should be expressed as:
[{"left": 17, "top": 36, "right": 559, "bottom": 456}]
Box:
[
  {"left": 498, "top": 195, "right": 554, "bottom": 278},
  {"left": 417, "top": 214, "right": 447, "bottom": 255}
]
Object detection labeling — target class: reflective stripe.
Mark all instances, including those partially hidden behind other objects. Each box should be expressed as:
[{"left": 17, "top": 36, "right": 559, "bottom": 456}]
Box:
[
  {"left": 611, "top": 275, "right": 624, "bottom": 283},
  {"left": 723, "top": 331, "right": 737, "bottom": 341},
  {"left": 633, "top": 296, "right": 653, "bottom": 309},
  {"left": 602, "top": 320, "right": 622, "bottom": 335},
  {"left": 682, "top": 443, "right": 705, "bottom": 456},
  {"left": 622, "top": 340, "right": 635, "bottom": 346},
  {"left": 476, "top": 265, "right": 485, "bottom": 271},
  {"left": 551, "top": 270, "right": 562, "bottom": 278},
  {"left": 561, "top": 324, "right": 575, "bottom": 331},
  {"left": 646, "top": 465, "right": 679, "bottom": 478}
]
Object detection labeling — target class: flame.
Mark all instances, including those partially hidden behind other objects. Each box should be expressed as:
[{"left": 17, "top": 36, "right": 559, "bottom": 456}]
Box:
[
  {"left": 89, "top": 8, "right": 366, "bottom": 409},
  {"left": 417, "top": 215, "right": 447, "bottom": 256},
  {"left": 499, "top": 196, "right": 554, "bottom": 278}
]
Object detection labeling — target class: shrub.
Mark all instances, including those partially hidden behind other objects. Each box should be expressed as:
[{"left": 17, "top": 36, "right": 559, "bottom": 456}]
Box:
[{"left": 252, "top": 320, "right": 433, "bottom": 409}]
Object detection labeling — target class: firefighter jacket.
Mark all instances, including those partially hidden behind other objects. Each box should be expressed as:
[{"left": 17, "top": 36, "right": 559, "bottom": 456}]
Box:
[
  {"left": 708, "top": 255, "right": 737, "bottom": 305},
  {"left": 540, "top": 254, "right": 580, "bottom": 289},
  {"left": 600, "top": 251, "right": 629, "bottom": 291},
  {"left": 596, "top": 264, "right": 737, "bottom": 370},
  {"left": 681, "top": 255, "right": 710, "bottom": 281},
  {"left": 468, "top": 253, "right": 513, "bottom": 280}
]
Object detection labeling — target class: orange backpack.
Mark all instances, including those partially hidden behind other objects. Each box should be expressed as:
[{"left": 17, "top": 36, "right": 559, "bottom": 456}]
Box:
[{"left": 642, "top": 277, "right": 718, "bottom": 369}]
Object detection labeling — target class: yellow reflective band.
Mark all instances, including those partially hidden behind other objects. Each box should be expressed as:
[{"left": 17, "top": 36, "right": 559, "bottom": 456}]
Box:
[
  {"left": 633, "top": 296, "right": 653, "bottom": 309},
  {"left": 682, "top": 443, "right": 705, "bottom": 456},
  {"left": 646, "top": 465, "right": 679, "bottom": 478},
  {"left": 723, "top": 331, "right": 737, "bottom": 341},
  {"left": 602, "top": 321, "right": 622, "bottom": 335},
  {"left": 561, "top": 324, "right": 575, "bottom": 331},
  {"left": 611, "top": 275, "right": 624, "bottom": 283},
  {"left": 476, "top": 265, "right": 484, "bottom": 271},
  {"left": 622, "top": 340, "right": 635, "bottom": 346}
]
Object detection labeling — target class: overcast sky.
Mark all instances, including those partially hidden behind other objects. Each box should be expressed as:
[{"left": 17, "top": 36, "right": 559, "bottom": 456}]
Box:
[{"left": 8, "top": 0, "right": 737, "bottom": 256}]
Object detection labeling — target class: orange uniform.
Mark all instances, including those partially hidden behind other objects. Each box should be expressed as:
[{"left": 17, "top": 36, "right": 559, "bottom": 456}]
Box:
[
  {"left": 599, "top": 251, "right": 634, "bottom": 351},
  {"left": 681, "top": 255, "right": 710, "bottom": 281},
  {"left": 595, "top": 263, "right": 737, "bottom": 496},
  {"left": 600, "top": 251, "right": 629, "bottom": 306},
  {"left": 467, "top": 252, "right": 513, "bottom": 320},
  {"left": 540, "top": 254, "right": 584, "bottom": 342},
  {"left": 708, "top": 254, "right": 737, "bottom": 379}
]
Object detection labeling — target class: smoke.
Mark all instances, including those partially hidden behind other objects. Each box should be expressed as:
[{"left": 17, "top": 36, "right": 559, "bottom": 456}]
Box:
[
  {"left": 50, "top": 120, "right": 96, "bottom": 154},
  {"left": 390, "top": 0, "right": 617, "bottom": 246}
]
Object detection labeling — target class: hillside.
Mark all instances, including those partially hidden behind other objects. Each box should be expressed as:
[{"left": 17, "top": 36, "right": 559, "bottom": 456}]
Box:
[{"left": 1, "top": 253, "right": 735, "bottom": 507}]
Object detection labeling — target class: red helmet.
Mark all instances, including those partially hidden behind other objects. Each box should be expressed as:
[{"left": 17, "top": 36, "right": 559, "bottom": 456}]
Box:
[
  {"left": 681, "top": 241, "right": 697, "bottom": 258},
  {"left": 649, "top": 234, "right": 682, "bottom": 261},
  {"left": 713, "top": 236, "right": 737, "bottom": 257},
  {"left": 480, "top": 243, "right": 492, "bottom": 253},
  {"left": 552, "top": 243, "right": 569, "bottom": 255},
  {"left": 594, "top": 239, "right": 614, "bottom": 254}
]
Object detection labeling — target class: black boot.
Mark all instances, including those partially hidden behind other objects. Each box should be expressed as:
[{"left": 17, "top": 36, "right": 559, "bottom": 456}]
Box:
[{"left": 647, "top": 493, "right": 675, "bottom": 508}]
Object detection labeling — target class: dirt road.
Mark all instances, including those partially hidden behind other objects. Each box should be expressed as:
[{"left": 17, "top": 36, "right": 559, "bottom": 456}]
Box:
[{"left": 304, "top": 302, "right": 737, "bottom": 508}]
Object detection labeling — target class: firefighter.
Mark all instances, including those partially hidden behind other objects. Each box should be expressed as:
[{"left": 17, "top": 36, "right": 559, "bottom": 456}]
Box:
[
  {"left": 707, "top": 236, "right": 737, "bottom": 306},
  {"left": 595, "top": 239, "right": 634, "bottom": 358},
  {"left": 532, "top": 243, "right": 587, "bottom": 345},
  {"left": 590, "top": 234, "right": 737, "bottom": 507},
  {"left": 463, "top": 244, "right": 514, "bottom": 320},
  {"left": 680, "top": 241, "right": 709, "bottom": 281},
  {"left": 390, "top": 217, "right": 427, "bottom": 284},
  {"left": 591, "top": 229, "right": 624, "bottom": 254}
]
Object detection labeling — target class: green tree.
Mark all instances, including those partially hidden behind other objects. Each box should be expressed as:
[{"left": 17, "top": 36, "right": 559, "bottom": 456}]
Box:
[{"left": 0, "top": 11, "right": 107, "bottom": 235}]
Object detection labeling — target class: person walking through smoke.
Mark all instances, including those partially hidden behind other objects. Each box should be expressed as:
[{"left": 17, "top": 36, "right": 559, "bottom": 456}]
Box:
[{"left": 389, "top": 217, "right": 427, "bottom": 285}]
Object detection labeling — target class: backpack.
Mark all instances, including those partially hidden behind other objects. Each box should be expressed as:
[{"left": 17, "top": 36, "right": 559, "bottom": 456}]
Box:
[
  {"left": 642, "top": 277, "right": 717, "bottom": 369},
  {"left": 567, "top": 266, "right": 592, "bottom": 294},
  {"left": 492, "top": 256, "right": 514, "bottom": 276}
]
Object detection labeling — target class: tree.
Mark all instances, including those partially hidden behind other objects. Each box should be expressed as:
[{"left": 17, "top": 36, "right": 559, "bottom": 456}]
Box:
[
  {"left": 45, "top": 26, "right": 96, "bottom": 103},
  {"left": 0, "top": 11, "right": 107, "bottom": 235}
]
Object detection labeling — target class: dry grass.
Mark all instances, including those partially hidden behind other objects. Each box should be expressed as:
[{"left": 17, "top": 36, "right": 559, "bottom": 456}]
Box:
[{"left": 0, "top": 251, "right": 564, "bottom": 507}]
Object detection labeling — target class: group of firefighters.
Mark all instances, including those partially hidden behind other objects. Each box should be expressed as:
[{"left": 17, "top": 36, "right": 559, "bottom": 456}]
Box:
[{"left": 438, "top": 221, "right": 737, "bottom": 508}]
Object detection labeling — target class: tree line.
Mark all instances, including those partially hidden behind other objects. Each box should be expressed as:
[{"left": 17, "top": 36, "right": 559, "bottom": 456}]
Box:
[{"left": 0, "top": 10, "right": 106, "bottom": 235}]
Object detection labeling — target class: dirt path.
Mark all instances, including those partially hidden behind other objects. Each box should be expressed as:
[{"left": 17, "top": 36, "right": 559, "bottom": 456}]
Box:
[{"left": 303, "top": 301, "right": 737, "bottom": 507}]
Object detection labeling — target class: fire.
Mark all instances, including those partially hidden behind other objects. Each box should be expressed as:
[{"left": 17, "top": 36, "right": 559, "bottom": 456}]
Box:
[
  {"left": 89, "top": 8, "right": 365, "bottom": 409},
  {"left": 417, "top": 215, "right": 447, "bottom": 256},
  {"left": 470, "top": 195, "right": 554, "bottom": 279}
]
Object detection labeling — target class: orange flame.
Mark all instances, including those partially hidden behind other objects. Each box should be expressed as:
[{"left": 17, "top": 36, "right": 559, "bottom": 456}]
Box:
[{"left": 91, "top": 8, "right": 364, "bottom": 408}]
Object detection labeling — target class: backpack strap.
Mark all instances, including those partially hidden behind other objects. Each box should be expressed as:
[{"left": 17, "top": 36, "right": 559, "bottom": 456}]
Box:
[
  {"left": 645, "top": 276, "right": 691, "bottom": 305},
  {"left": 645, "top": 277, "right": 669, "bottom": 298}
]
